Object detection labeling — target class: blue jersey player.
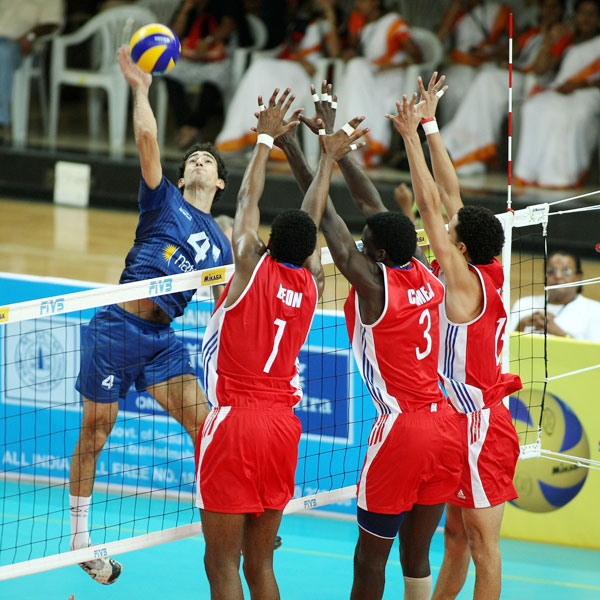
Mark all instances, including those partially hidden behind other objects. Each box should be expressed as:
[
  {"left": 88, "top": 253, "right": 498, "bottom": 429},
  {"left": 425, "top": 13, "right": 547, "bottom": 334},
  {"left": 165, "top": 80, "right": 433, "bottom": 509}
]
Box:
[{"left": 68, "top": 46, "right": 232, "bottom": 585}]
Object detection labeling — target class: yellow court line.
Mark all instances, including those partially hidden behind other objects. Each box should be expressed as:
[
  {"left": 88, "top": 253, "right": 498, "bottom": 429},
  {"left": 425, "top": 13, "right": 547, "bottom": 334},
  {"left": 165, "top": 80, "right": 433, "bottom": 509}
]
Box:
[
  {"left": 279, "top": 547, "right": 600, "bottom": 591},
  {"left": 4, "top": 513, "right": 600, "bottom": 591}
]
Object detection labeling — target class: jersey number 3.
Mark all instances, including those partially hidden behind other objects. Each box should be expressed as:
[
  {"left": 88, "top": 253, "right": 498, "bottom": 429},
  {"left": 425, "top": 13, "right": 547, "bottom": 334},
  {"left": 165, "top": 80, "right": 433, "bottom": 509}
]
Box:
[{"left": 416, "top": 308, "right": 432, "bottom": 360}]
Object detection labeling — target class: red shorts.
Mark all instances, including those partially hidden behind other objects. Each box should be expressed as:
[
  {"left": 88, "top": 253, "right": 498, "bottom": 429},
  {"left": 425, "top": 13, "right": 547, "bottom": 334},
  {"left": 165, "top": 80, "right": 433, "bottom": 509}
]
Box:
[
  {"left": 195, "top": 406, "right": 301, "bottom": 514},
  {"left": 450, "top": 403, "right": 520, "bottom": 509},
  {"left": 357, "top": 402, "right": 463, "bottom": 514}
]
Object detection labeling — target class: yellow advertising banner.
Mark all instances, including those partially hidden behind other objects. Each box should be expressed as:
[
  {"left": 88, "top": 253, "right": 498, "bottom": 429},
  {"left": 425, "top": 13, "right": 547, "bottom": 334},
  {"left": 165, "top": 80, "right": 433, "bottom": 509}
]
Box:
[{"left": 502, "top": 334, "right": 600, "bottom": 549}]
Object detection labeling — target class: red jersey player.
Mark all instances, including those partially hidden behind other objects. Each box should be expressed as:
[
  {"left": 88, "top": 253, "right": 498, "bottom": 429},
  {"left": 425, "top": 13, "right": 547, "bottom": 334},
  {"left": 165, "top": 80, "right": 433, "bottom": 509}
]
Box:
[
  {"left": 197, "top": 88, "right": 367, "bottom": 600},
  {"left": 388, "top": 73, "right": 523, "bottom": 600},
  {"left": 276, "top": 80, "right": 463, "bottom": 600}
]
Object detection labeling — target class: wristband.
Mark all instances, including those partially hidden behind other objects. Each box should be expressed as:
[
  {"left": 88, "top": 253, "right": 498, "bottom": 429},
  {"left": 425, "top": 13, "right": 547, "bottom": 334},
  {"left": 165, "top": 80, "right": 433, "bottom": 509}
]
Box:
[
  {"left": 421, "top": 118, "right": 439, "bottom": 135},
  {"left": 257, "top": 133, "right": 274, "bottom": 148}
]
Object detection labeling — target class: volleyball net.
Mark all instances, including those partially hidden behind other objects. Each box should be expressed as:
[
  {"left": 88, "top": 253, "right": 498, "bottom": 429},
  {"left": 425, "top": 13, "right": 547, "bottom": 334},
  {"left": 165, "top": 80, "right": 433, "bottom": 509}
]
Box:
[{"left": 1, "top": 201, "right": 599, "bottom": 580}]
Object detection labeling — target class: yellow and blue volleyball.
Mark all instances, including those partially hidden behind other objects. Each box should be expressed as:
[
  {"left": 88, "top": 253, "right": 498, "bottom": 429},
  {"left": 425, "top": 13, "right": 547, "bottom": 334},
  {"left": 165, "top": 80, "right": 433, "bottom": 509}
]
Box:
[
  {"left": 130, "top": 23, "right": 180, "bottom": 75},
  {"left": 509, "top": 389, "right": 589, "bottom": 513}
]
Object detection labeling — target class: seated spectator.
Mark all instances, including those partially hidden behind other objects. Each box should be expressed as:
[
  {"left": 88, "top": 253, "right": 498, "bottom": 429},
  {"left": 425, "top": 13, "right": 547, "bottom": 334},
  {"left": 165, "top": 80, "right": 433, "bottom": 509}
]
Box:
[
  {"left": 514, "top": 0, "right": 600, "bottom": 188},
  {"left": 511, "top": 250, "right": 600, "bottom": 342},
  {"left": 165, "top": 0, "right": 251, "bottom": 149},
  {"left": 335, "top": 0, "right": 422, "bottom": 166},
  {"left": 215, "top": 0, "right": 343, "bottom": 156},
  {"left": 0, "top": 0, "right": 63, "bottom": 142},
  {"left": 441, "top": 0, "right": 570, "bottom": 175},
  {"left": 436, "top": 0, "right": 511, "bottom": 125}
]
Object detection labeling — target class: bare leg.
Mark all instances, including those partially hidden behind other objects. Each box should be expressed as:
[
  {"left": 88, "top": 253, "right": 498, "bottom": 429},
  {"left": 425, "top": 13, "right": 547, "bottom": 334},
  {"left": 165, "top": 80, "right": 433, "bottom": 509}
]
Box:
[
  {"left": 350, "top": 526, "right": 395, "bottom": 600},
  {"left": 147, "top": 374, "right": 210, "bottom": 442},
  {"left": 463, "top": 504, "right": 505, "bottom": 600},
  {"left": 200, "top": 509, "right": 245, "bottom": 600},
  {"left": 70, "top": 398, "right": 122, "bottom": 584},
  {"left": 432, "top": 504, "right": 471, "bottom": 600},
  {"left": 70, "top": 398, "right": 119, "bottom": 498},
  {"left": 242, "top": 509, "right": 283, "bottom": 600},
  {"left": 398, "top": 503, "right": 444, "bottom": 577}
]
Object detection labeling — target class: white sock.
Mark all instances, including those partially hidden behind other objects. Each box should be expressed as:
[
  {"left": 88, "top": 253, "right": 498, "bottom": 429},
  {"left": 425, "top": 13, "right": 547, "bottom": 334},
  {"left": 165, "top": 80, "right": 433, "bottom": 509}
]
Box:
[
  {"left": 403, "top": 575, "right": 432, "bottom": 600},
  {"left": 70, "top": 494, "right": 92, "bottom": 551}
]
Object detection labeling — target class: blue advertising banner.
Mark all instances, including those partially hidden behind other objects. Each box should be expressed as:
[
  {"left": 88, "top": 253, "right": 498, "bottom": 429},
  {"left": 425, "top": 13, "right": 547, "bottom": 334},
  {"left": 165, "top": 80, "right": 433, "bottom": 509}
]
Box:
[{"left": 0, "top": 275, "right": 372, "bottom": 517}]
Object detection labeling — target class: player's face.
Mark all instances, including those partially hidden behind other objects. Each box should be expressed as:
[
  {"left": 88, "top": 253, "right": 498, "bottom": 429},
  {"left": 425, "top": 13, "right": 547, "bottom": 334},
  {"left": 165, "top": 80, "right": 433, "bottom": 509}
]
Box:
[
  {"left": 448, "top": 214, "right": 459, "bottom": 246},
  {"left": 546, "top": 254, "right": 580, "bottom": 304},
  {"left": 448, "top": 214, "right": 469, "bottom": 258},
  {"left": 360, "top": 226, "right": 377, "bottom": 260},
  {"left": 183, "top": 151, "right": 223, "bottom": 192}
]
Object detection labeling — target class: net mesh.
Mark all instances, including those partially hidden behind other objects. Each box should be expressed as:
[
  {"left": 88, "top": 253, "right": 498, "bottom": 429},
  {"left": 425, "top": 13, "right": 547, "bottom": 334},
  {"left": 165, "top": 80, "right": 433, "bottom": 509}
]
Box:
[{"left": 2, "top": 203, "right": 598, "bottom": 580}]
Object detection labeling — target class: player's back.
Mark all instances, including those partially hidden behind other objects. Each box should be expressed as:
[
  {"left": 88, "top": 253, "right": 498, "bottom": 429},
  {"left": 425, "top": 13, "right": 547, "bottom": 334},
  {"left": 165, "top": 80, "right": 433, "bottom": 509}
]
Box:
[
  {"left": 345, "top": 258, "right": 446, "bottom": 413},
  {"left": 434, "top": 258, "right": 522, "bottom": 412},
  {"left": 203, "top": 253, "right": 318, "bottom": 409}
]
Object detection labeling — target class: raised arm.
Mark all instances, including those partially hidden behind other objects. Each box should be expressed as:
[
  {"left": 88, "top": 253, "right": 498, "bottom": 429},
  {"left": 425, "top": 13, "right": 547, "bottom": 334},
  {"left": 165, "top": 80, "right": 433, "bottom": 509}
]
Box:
[
  {"left": 299, "top": 81, "right": 387, "bottom": 216},
  {"left": 233, "top": 88, "right": 298, "bottom": 268},
  {"left": 301, "top": 120, "right": 369, "bottom": 293},
  {"left": 387, "top": 94, "right": 479, "bottom": 314},
  {"left": 418, "top": 73, "right": 463, "bottom": 220},
  {"left": 117, "top": 46, "right": 162, "bottom": 189}
]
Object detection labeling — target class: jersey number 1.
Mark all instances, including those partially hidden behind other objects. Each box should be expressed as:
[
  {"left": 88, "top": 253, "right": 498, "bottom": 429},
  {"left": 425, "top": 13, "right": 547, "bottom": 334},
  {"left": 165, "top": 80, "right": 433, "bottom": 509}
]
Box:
[{"left": 264, "top": 318, "right": 287, "bottom": 373}]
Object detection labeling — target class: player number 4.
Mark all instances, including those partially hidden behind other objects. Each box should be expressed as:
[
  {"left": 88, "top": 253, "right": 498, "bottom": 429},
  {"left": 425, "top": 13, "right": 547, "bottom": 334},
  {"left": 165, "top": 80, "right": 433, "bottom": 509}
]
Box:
[
  {"left": 264, "top": 318, "right": 287, "bottom": 373},
  {"left": 187, "top": 232, "right": 210, "bottom": 263},
  {"left": 101, "top": 375, "right": 115, "bottom": 390}
]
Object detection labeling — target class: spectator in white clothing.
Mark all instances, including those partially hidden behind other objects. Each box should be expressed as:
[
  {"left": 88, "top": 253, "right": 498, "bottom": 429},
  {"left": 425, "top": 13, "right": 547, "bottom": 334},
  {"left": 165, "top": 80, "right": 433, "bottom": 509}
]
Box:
[
  {"left": 511, "top": 250, "right": 600, "bottom": 342},
  {"left": 0, "top": 0, "right": 63, "bottom": 140}
]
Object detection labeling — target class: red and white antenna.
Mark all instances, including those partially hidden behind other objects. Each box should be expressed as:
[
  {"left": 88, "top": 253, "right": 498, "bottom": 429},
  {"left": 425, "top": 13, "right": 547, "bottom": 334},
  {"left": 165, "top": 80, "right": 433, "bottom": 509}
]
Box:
[{"left": 507, "top": 12, "right": 513, "bottom": 210}]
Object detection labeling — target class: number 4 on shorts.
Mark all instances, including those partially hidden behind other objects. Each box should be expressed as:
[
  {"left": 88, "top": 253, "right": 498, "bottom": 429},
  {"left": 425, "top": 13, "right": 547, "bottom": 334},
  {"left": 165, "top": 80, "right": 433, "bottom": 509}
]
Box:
[{"left": 102, "top": 374, "right": 115, "bottom": 390}]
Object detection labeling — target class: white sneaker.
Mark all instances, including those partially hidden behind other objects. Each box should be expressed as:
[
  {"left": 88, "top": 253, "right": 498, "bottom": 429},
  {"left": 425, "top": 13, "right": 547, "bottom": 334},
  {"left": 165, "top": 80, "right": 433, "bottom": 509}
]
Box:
[{"left": 79, "top": 556, "right": 122, "bottom": 585}]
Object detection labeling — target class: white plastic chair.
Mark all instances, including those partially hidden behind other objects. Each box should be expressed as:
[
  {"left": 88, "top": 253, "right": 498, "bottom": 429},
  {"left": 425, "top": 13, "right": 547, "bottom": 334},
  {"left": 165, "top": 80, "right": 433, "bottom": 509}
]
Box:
[
  {"left": 11, "top": 34, "right": 57, "bottom": 147},
  {"left": 401, "top": 27, "right": 444, "bottom": 96},
  {"left": 230, "top": 14, "right": 269, "bottom": 93},
  {"left": 48, "top": 5, "right": 168, "bottom": 156},
  {"left": 136, "top": 0, "right": 180, "bottom": 25}
]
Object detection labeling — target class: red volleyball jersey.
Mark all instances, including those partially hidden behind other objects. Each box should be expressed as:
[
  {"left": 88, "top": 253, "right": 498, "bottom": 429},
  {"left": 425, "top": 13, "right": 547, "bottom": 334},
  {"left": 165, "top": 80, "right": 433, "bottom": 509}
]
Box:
[
  {"left": 202, "top": 253, "right": 318, "bottom": 408},
  {"left": 432, "top": 258, "right": 522, "bottom": 413},
  {"left": 344, "top": 259, "right": 446, "bottom": 413}
]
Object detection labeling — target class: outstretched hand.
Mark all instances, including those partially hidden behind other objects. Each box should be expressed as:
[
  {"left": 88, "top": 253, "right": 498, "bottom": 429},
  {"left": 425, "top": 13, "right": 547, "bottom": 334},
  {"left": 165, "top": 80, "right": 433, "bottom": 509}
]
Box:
[
  {"left": 117, "top": 45, "right": 152, "bottom": 90},
  {"left": 319, "top": 116, "right": 369, "bottom": 163},
  {"left": 299, "top": 80, "right": 337, "bottom": 134},
  {"left": 385, "top": 93, "right": 424, "bottom": 138},
  {"left": 418, "top": 72, "right": 448, "bottom": 121},
  {"left": 255, "top": 88, "right": 300, "bottom": 140}
]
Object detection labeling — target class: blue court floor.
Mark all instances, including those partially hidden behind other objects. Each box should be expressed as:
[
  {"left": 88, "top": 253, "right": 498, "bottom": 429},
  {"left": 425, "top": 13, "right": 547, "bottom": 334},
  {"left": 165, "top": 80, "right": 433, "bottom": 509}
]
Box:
[{"left": 1, "top": 504, "right": 599, "bottom": 600}]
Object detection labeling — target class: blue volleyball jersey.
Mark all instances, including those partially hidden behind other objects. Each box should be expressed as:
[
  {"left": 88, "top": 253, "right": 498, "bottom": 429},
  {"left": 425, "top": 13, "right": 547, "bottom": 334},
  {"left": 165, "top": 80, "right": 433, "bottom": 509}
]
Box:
[{"left": 119, "top": 176, "right": 233, "bottom": 319}]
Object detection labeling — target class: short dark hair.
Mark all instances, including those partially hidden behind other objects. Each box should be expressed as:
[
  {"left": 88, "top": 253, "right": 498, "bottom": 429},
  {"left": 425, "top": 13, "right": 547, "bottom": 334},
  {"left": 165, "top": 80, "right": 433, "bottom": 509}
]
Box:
[
  {"left": 176, "top": 142, "right": 228, "bottom": 202},
  {"left": 270, "top": 209, "right": 317, "bottom": 267},
  {"left": 455, "top": 205, "right": 504, "bottom": 265},
  {"left": 365, "top": 211, "right": 416, "bottom": 265}
]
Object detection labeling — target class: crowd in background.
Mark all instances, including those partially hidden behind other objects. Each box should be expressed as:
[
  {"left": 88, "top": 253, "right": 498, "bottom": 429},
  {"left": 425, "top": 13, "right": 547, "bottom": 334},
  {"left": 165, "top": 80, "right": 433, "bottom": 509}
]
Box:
[{"left": 2, "top": 0, "right": 600, "bottom": 188}]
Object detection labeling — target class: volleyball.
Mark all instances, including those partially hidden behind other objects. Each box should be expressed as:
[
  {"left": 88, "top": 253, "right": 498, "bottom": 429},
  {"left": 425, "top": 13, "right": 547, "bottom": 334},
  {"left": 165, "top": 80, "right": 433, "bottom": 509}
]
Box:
[
  {"left": 129, "top": 24, "right": 180, "bottom": 75},
  {"left": 509, "top": 389, "right": 589, "bottom": 512}
]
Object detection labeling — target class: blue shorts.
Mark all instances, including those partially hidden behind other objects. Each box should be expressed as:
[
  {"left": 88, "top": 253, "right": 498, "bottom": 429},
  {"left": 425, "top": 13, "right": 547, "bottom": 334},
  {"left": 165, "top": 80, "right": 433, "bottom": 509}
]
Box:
[
  {"left": 357, "top": 506, "right": 406, "bottom": 539},
  {"left": 75, "top": 304, "right": 195, "bottom": 403}
]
